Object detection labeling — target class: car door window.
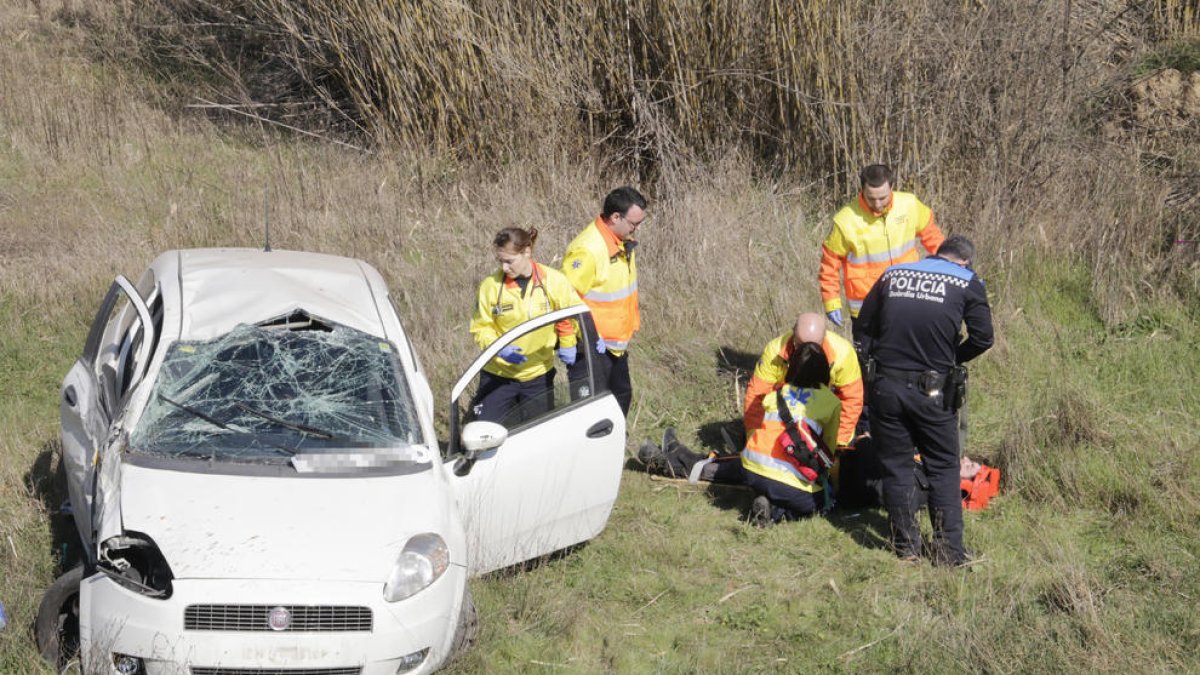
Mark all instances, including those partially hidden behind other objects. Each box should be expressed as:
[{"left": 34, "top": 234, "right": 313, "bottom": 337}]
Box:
[
  {"left": 449, "top": 307, "right": 602, "bottom": 454},
  {"left": 83, "top": 276, "right": 157, "bottom": 417}
]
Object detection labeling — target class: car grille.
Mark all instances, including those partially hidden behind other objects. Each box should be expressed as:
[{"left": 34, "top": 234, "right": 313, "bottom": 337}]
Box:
[
  {"left": 189, "top": 662, "right": 360, "bottom": 667},
  {"left": 184, "top": 605, "right": 373, "bottom": 632},
  {"left": 191, "top": 669, "right": 362, "bottom": 675}
]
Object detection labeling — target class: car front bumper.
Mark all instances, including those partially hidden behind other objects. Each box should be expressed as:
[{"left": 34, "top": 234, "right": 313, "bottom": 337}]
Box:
[{"left": 78, "top": 570, "right": 466, "bottom": 675}]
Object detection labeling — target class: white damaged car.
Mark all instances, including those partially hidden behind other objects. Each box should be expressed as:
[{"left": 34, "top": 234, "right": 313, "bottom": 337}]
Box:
[{"left": 37, "top": 248, "right": 625, "bottom": 674}]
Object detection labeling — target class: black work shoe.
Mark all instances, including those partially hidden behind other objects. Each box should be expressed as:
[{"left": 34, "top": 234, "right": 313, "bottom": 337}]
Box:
[
  {"left": 662, "top": 426, "right": 679, "bottom": 454},
  {"left": 937, "top": 548, "right": 979, "bottom": 569},
  {"left": 749, "top": 495, "right": 772, "bottom": 528},
  {"left": 638, "top": 440, "right": 668, "bottom": 472},
  {"left": 891, "top": 541, "right": 924, "bottom": 562}
]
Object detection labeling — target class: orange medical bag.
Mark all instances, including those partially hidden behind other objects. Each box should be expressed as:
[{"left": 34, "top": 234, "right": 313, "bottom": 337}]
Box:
[{"left": 961, "top": 465, "right": 1000, "bottom": 510}]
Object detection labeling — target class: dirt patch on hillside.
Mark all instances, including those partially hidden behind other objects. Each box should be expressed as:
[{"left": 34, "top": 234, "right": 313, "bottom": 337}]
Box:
[{"left": 1129, "top": 68, "right": 1200, "bottom": 134}]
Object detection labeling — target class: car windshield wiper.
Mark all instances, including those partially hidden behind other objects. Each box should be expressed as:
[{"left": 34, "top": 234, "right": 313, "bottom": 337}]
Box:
[
  {"left": 233, "top": 402, "right": 338, "bottom": 440},
  {"left": 156, "top": 393, "right": 295, "bottom": 457}
]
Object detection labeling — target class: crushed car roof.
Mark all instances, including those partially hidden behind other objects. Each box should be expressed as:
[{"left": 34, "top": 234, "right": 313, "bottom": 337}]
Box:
[{"left": 164, "top": 249, "right": 390, "bottom": 341}]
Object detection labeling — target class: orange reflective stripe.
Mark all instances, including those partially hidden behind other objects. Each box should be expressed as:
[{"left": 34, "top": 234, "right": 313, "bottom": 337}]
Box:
[{"left": 741, "top": 422, "right": 817, "bottom": 491}]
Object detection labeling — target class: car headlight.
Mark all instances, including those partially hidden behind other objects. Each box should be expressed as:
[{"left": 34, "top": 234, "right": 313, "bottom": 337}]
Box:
[{"left": 383, "top": 533, "right": 449, "bottom": 602}]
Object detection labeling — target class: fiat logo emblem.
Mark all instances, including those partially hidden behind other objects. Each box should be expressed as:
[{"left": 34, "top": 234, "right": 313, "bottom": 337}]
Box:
[{"left": 267, "top": 606, "right": 291, "bottom": 631}]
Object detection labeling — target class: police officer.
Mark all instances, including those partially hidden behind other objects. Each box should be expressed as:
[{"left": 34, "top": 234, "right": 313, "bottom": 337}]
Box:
[{"left": 852, "top": 235, "right": 993, "bottom": 565}]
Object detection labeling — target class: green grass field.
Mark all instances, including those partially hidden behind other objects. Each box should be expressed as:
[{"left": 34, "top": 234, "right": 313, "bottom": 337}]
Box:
[{"left": 2, "top": 3, "right": 1199, "bottom": 673}]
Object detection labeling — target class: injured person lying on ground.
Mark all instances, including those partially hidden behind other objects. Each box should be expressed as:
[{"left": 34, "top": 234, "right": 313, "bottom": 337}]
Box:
[{"left": 638, "top": 427, "right": 996, "bottom": 513}]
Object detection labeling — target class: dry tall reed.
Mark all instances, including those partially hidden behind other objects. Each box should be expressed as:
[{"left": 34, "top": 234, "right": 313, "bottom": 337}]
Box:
[{"left": 112, "top": 0, "right": 1198, "bottom": 326}]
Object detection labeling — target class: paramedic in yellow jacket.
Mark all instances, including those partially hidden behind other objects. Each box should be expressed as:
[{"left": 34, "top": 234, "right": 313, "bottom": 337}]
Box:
[
  {"left": 469, "top": 226, "right": 582, "bottom": 424},
  {"left": 819, "top": 164, "right": 945, "bottom": 326},
  {"left": 743, "top": 312, "right": 863, "bottom": 446},
  {"left": 742, "top": 342, "right": 842, "bottom": 525},
  {"left": 562, "top": 186, "right": 647, "bottom": 417}
]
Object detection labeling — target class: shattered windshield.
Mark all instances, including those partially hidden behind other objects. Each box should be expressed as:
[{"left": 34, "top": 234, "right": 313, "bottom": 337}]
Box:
[{"left": 130, "top": 322, "right": 423, "bottom": 466}]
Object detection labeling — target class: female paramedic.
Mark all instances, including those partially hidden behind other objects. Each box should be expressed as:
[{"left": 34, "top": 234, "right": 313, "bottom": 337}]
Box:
[
  {"left": 468, "top": 226, "right": 583, "bottom": 425},
  {"left": 740, "top": 342, "right": 842, "bottom": 525}
]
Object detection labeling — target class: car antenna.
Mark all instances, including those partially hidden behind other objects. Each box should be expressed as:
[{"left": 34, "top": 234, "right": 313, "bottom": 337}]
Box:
[{"left": 263, "top": 191, "right": 272, "bottom": 252}]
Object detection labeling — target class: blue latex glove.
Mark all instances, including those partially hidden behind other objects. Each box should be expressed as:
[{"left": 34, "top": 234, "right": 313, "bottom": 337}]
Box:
[
  {"left": 557, "top": 346, "right": 577, "bottom": 366},
  {"left": 595, "top": 337, "right": 607, "bottom": 354},
  {"left": 826, "top": 309, "right": 844, "bottom": 327},
  {"left": 497, "top": 344, "right": 526, "bottom": 364}
]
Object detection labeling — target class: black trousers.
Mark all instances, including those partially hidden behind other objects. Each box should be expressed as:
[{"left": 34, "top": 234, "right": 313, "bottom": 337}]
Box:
[
  {"left": 869, "top": 375, "right": 965, "bottom": 563},
  {"left": 471, "top": 369, "right": 555, "bottom": 426},
  {"left": 568, "top": 350, "right": 632, "bottom": 417},
  {"left": 742, "top": 471, "right": 819, "bottom": 522}
]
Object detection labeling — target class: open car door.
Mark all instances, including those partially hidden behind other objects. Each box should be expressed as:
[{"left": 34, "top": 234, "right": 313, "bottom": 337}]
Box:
[
  {"left": 60, "top": 276, "right": 156, "bottom": 559},
  {"left": 448, "top": 305, "right": 625, "bottom": 575}
]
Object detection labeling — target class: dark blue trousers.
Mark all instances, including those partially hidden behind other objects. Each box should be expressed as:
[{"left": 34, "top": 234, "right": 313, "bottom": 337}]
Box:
[
  {"left": 471, "top": 369, "right": 556, "bottom": 426},
  {"left": 568, "top": 351, "right": 632, "bottom": 416},
  {"left": 869, "top": 375, "right": 964, "bottom": 563},
  {"left": 742, "top": 471, "right": 820, "bottom": 522}
]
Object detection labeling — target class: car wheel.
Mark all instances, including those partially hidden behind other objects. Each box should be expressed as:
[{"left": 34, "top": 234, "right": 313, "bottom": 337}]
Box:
[
  {"left": 446, "top": 586, "right": 479, "bottom": 664},
  {"left": 36, "top": 565, "right": 84, "bottom": 667}
]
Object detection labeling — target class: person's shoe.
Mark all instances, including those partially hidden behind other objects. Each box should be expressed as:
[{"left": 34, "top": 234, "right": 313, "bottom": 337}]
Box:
[
  {"left": 638, "top": 440, "right": 668, "bottom": 473},
  {"left": 939, "top": 548, "right": 980, "bottom": 569},
  {"left": 662, "top": 426, "right": 679, "bottom": 454},
  {"left": 749, "top": 495, "right": 773, "bottom": 528},
  {"left": 891, "top": 540, "right": 923, "bottom": 563}
]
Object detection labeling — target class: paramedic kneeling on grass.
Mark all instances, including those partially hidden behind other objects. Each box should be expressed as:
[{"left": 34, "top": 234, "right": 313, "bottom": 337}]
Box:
[
  {"left": 469, "top": 226, "right": 583, "bottom": 424},
  {"left": 741, "top": 342, "right": 841, "bottom": 526}
]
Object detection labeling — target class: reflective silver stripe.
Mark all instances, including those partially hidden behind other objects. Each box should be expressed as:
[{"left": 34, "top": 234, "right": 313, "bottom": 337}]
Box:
[
  {"left": 603, "top": 339, "right": 629, "bottom": 350},
  {"left": 846, "top": 239, "right": 916, "bottom": 265},
  {"left": 688, "top": 458, "right": 713, "bottom": 484},
  {"left": 584, "top": 280, "right": 638, "bottom": 303},
  {"left": 762, "top": 412, "right": 824, "bottom": 435},
  {"left": 848, "top": 298, "right": 864, "bottom": 310},
  {"left": 742, "top": 449, "right": 812, "bottom": 483}
]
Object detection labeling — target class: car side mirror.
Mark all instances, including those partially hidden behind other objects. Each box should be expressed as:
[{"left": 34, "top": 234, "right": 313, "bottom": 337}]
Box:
[{"left": 455, "top": 421, "right": 508, "bottom": 476}]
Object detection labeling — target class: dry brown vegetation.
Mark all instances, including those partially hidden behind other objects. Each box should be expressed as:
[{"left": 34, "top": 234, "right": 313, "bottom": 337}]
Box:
[{"left": 88, "top": 0, "right": 1198, "bottom": 324}]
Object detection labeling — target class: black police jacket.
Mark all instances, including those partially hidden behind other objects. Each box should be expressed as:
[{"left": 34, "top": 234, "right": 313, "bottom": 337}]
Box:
[{"left": 852, "top": 255, "right": 994, "bottom": 373}]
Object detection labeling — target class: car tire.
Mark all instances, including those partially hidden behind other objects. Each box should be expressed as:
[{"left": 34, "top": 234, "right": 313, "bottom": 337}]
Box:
[
  {"left": 446, "top": 586, "right": 479, "bottom": 664},
  {"left": 36, "top": 565, "right": 84, "bottom": 667}
]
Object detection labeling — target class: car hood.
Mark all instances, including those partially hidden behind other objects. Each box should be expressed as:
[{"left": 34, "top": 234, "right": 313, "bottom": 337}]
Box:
[{"left": 119, "top": 460, "right": 452, "bottom": 581}]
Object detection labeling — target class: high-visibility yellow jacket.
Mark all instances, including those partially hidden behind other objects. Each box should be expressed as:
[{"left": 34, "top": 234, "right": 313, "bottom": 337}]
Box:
[
  {"left": 819, "top": 191, "right": 944, "bottom": 317},
  {"left": 741, "top": 384, "right": 841, "bottom": 493},
  {"left": 562, "top": 217, "right": 639, "bottom": 355},
  {"left": 742, "top": 331, "right": 863, "bottom": 445},
  {"left": 470, "top": 262, "right": 582, "bottom": 381}
]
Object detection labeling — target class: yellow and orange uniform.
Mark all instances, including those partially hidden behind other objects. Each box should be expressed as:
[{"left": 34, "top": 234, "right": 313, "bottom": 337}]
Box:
[
  {"left": 469, "top": 262, "right": 582, "bottom": 381},
  {"left": 819, "top": 191, "right": 944, "bottom": 318},
  {"left": 741, "top": 384, "right": 841, "bottom": 494},
  {"left": 743, "top": 331, "right": 863, "bottom": 445},
  {"left": 562, "top": 217, "right": 639, "bottom": 354}
]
